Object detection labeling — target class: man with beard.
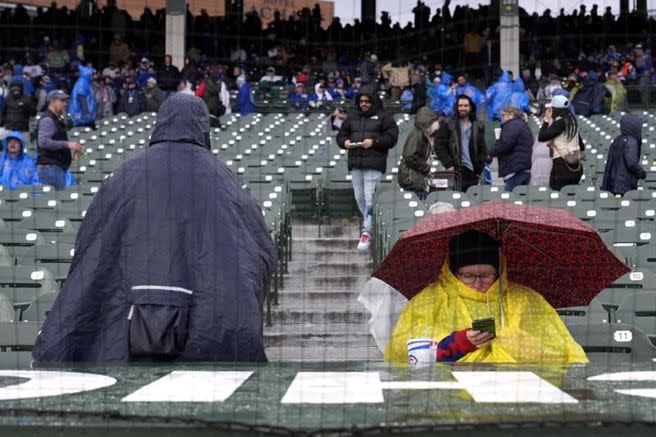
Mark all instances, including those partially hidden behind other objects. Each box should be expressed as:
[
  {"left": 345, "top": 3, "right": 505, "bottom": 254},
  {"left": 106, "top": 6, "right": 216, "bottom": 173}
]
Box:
[
  {"left": 435, "top": 94, "right": 489, "bottom": 192},
  {"left": 336, "top": 90, "right": 399, "bottom": 250}
]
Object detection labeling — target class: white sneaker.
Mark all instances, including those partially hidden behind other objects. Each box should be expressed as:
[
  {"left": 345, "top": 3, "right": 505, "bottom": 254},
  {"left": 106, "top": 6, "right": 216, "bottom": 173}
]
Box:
[{"left": 357, "top": 232, "right": 371, "bottom": 251}]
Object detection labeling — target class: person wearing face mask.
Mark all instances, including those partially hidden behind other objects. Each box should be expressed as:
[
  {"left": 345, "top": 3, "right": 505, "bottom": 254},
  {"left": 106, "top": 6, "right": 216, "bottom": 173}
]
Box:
[
  {"left": 0, "top": 80, "right": 36, "bottom": 146},
  {"left": 398, "top": 106, "right": 440, "bottom": 200}
]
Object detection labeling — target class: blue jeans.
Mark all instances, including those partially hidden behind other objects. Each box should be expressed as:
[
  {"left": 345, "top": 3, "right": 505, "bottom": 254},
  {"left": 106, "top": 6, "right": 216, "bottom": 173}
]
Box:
[
  {"left": 37, "top": 165, "right": 67, "bottom": 191},
  {"left": 351, "top": 169, "right": 382, "bottom": 234},
  {"left": 504, "top": 171, "right": 531, "bottom": 193}
]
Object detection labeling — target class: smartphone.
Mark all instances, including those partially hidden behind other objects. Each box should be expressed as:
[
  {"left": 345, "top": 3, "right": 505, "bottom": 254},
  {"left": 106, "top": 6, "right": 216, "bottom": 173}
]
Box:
[{"left": 472, "top": 318, "right": 496, "bottom": 337}]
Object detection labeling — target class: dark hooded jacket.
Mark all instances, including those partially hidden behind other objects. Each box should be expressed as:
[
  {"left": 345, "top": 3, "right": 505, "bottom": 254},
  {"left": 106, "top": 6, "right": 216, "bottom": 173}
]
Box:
[
  {"left": 398, "top": 106, "right": 437, "bottom": 192},
  {"left": 0, "top": 81, "right": 36, "bottom": 132},
  {"left": 157, "top": 64, "right": 180, "bottom": 91},
  {"left": 435, "top": 94, "right": 488, "bottom": 174},
  {"left": 489, "top": 115, "right": 534, "bottom": 177},
  {"left": 33, "top": 93, "right": 276, "bottom": 362},
  {"left": 602, "top": 114, "right": 647, "bottom": 196},
  {"left": 571, "top": 78, "right": 610, "bottom": 116},
  {"left": 336, "top": 90, "right": 399, "bottom": 173}
]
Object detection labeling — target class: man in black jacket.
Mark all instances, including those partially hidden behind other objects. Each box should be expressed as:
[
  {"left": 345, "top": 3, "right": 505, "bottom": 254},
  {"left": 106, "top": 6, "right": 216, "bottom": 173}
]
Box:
[
  {"left": 0, "top": 80, "right": 36, "bottom": 146},
  {"left": 488, "top": 105, "right": 534, "bottom": 192},
  {"left": 435, "top": 94, "right": 488, "bottom": 192},
  {"left": 336, "top": 90, "right": 399, "bottom": 250},
  {"left": 157, "top": 55, "right": 180, "bottom": 96}
]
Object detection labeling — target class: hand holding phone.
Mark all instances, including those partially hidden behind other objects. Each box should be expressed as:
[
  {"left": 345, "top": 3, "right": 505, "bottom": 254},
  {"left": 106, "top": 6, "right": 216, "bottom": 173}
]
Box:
[{"left": 472, "top": 317, "right": 496, "bottom": 337}]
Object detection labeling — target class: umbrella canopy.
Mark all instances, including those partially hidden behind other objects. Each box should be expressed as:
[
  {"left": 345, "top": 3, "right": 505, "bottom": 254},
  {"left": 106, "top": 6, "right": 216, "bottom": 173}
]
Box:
[{"left": 373, "top": 200, "right": 630, "bottom": 308}]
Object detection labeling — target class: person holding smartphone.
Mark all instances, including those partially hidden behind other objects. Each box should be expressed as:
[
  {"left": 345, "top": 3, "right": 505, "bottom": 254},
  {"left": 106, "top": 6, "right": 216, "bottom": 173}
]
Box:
[
  {"left": 537, "top": 95, "right": 585, "bottom": 190},
  {"left": 336, "top": 90, "right": 399, "bottom": 250},
  {"left": 385, "top": 230, "right": 588, "bottom": 364}
]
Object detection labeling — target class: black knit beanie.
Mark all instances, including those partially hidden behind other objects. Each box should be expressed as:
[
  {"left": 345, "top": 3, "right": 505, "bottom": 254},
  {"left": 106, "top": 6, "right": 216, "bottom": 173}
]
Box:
[{"left": 449, "top": 230, "right": 500, "bottom": 274}]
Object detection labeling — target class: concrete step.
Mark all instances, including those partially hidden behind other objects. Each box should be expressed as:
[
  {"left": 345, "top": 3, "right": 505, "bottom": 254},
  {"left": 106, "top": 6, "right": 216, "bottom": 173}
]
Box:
[
  {"left": 263, "top": 331, "right": 376, "bottom": 348},
  {"left": 264, "top": 322, "right": 370, "bottom": 334},
  {"left": 265, "top": 345, "right": 383, "bottom": 362},
  {"left": 291, "top": 237, "right": 361, "bottom": 253},
  {"left": 289, "top": 250, "right": 367, "bottom": 262},
  {"left": 293, "top": 221, "right": 361, "bottom": 239},
  {"left": 271, "top": 309, "right": 368, "bottom": 324},
  {"left": 274, "top": 290, "right": 363, "bottom": 307},
  {"left": 286, "top": 261, "right": 373, "bottom": 276},
  {"left": 282, "top": 274, "right": 370, "bottom": 291}
]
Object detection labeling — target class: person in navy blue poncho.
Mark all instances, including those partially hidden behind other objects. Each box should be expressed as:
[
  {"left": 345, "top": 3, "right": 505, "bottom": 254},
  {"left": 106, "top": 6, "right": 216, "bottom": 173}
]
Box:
[{"left": 33, "top": 93, "right": 277, "bottom": 362}]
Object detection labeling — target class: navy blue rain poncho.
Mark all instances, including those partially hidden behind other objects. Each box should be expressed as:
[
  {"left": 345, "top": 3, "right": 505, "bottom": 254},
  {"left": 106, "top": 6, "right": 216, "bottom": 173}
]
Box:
[
  {"left": 68, "top": 65, "right": 97, "bottom": 126},
  {"left": 33, "top": 93, "right": 276, "bottom": 362}
]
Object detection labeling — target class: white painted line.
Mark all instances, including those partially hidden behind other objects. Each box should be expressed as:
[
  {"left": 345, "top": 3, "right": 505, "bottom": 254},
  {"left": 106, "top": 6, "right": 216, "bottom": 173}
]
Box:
[
  {"left": 121, "top": 371, "right": 253, "bottom": 402},
  {"left": 588, "top": 371, "right": 656, "bottom": 381},
  {"left": 281, "top": 372, "right": 384, "bottom": 404},
  {"left": 0, "top": 371, "right": 116, "bottom": 401},
  {"left": 380, "top": 381, "right": 462, "bottom": 390},
  {"left": 615, "top": 389, "right": 656, "bottom": 399},
  {"left": 452, "top": 371, "right": 578, "bottom": 404}
]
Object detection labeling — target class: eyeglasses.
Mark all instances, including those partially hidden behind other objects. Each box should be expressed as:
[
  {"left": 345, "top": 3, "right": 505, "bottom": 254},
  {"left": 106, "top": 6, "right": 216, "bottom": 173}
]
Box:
[{"left": 457, "top": 271, "right": 498, "bottom": 284}]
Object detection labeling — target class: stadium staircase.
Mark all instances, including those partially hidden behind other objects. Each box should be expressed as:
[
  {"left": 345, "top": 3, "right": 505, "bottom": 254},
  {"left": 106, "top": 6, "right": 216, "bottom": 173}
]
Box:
[{"left": 264, "top": 218, "right": 383, "bottom": 362}]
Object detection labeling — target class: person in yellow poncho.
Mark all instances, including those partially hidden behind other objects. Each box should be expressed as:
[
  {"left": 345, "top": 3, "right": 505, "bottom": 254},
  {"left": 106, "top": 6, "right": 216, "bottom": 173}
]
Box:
[{"left": 385, "top": 230, "right": 588, "bottom": 364}]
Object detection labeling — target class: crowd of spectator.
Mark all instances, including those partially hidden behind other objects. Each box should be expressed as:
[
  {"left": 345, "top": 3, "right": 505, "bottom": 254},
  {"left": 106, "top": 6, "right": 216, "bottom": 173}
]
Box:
[{"left": 0, "top": 1, "right": 654, "bottom": 193}]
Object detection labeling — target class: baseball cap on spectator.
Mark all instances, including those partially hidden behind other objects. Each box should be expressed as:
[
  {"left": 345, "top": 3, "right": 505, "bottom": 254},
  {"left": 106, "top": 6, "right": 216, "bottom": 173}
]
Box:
[
  {"left": 266, "top": 67, "right": 275, "bottom": 74},
  {"left": 370, "top": 54, "right": 378, "bottom": 62},
  {"left": 295, "top": 83, "right": 304, "bottom": 89},
  {"left": 353, "top": 77, "right": 362, "bottom": 84},
  {"left": 147, "top": 77, "right": 157, "bottom": 86},
  {"left": 140, "top": 57, "right": 149, "bottom": 67},
  {"left": 547, "top": 95, "right": 569, "bottom": 109},
  {"left": 47, "top": 89, "right": 69, "bottom": 101}
]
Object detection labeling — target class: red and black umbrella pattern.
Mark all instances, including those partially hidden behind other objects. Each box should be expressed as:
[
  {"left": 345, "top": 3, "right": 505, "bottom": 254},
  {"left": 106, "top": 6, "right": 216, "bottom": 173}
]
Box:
[{"left": 373, "top": 201, "right": 630, "bottom": 308}]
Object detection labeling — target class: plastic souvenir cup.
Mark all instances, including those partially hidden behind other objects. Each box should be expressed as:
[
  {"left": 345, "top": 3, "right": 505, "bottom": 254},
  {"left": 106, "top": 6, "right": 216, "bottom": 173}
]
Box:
[
  {"left": 494, "top": 128, "right": 502, "bottom": 140},
  {"left": 407, "top": 338, "right": 438, "bottom": 366}
]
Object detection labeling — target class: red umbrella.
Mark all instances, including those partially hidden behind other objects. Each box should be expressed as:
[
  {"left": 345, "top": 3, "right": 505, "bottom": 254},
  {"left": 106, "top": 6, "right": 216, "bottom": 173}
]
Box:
[{"left": 373, "top": 200, "right": 630, "bottom": 308}]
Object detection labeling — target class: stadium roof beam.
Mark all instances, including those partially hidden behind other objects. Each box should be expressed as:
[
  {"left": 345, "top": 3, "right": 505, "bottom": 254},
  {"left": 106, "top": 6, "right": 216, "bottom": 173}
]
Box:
[
  {"left": 362, "top": 0, "right": 376, "bottom": 22},
  {"left": 166, "top": 0, "right": 186, "bottom": 69},
  {"left": 499, "top": 0, "right": 519, "bottom": 78}
]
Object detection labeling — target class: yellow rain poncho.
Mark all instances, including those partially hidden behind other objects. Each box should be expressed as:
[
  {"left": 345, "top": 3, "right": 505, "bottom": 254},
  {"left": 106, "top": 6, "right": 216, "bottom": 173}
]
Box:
[{"left": 385, "top": 262, "right": 588, "bottom": 364}]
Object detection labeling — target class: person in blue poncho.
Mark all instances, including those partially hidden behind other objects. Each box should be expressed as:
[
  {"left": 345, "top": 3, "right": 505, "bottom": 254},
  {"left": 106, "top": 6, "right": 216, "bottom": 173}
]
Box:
[
  {"left": 485, "top": 70, "right": 514, "bottom": 120},
  {"left": 68, "top": 65, "right": 97, "bottom": 128},
  {"left": 509, "top": 77, "right": 530, "bottom": 113},
  {"left": 235, "top": 74, "right": 256, "bottom": 115},
  {"left": 456, "top": 74, "right": 485, "bottom": 109},
  {"left": 288, "top": 83, "right": 309, "bottom": 110},
  {"left": 0, "top": 131, "right": 38, "bottom": 190},
  {"left": 10, "top": 65, "right": 33, "bottom": 96},
  {"left": 428, "top": 72, "right": 456, "bottom": 117}
]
